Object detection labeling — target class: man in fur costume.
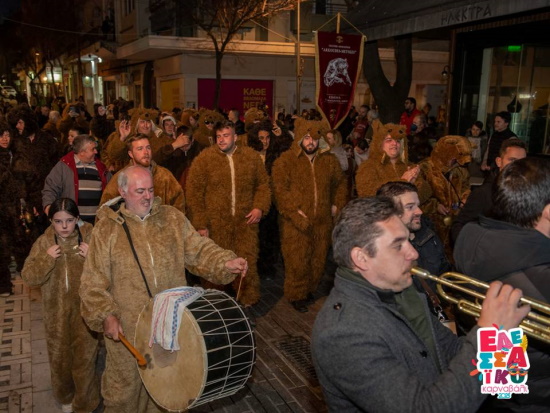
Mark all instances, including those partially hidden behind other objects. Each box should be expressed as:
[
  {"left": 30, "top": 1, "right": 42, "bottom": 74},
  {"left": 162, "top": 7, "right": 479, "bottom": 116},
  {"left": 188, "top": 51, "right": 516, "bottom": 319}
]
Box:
[
  {"left": 186, "top": 120, "right": 271, "bottom": 309},
  {"left": 271, "top": 117, "right": 347, "bottom": 312},
  {"left": 102, "top": 108, "right": 171, "bottom": 172},
  {"left": 80, "top": 166, "right": 248, "bottom": 413},
  {"left": 355, "top": 120, "right": 431, "bottom": 203},
  {"left": 419, "top": 135, "right": 472, "bottom": 256},
  {"left": 192, "top": 109, "right": 225, "bottom": 147},
  {"left": 99, "top": 134, "right": 185, "bottom": 212}
]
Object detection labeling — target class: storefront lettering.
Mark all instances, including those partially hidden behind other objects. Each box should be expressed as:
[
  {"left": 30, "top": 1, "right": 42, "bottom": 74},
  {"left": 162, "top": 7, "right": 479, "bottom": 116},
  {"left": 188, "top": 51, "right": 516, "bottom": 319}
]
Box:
[{"left": 441, "top": 4, "right": 491, "bottom": 26}]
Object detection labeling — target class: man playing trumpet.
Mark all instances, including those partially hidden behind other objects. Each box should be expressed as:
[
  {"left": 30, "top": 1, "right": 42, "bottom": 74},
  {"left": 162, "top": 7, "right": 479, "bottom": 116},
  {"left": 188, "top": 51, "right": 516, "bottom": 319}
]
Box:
[{"left": 312, "top": 197, "right": 530, "bottom": 412}]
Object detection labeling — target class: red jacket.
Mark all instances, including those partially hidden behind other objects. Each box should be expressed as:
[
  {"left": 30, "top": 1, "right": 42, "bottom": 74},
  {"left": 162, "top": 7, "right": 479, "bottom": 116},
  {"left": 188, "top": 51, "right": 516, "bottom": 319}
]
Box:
[
  {"left": 400, "top": 108, "right": 421, "bottom": 135},
  {"left": 60, "top": 152, "right": 108, "bottom": 204}
]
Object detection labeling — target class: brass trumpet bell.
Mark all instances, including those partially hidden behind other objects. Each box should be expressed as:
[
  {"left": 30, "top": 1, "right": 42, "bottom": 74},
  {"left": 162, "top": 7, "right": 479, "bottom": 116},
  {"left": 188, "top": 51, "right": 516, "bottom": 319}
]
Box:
[{"left": 411, "top": 267, "right": 550, "bottom": 344}]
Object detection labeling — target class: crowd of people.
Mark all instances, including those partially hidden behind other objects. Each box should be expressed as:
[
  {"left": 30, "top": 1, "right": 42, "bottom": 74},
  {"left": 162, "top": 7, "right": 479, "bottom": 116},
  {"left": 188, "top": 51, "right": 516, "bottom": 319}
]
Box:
[{"left": 0, "top": 94, "right": 548, "bottom": 412}]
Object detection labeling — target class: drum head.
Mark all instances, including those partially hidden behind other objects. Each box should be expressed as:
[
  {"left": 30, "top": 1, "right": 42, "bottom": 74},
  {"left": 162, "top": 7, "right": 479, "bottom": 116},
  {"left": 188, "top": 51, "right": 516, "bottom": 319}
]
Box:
[{"left": 135, "top": 300, "right": 206, "bottom": 412}]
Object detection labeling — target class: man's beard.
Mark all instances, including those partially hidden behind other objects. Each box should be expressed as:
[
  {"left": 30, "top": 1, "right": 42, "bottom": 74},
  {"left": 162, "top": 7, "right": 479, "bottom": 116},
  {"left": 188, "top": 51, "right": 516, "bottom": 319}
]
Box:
[
  {"left": 301, "top": 142, "right": 318, "bottom": 155},
  {"left": 407, "top": 216, "right": 422, "bottom": 232},
  {"left": 135, "top": 157, "right": 151, "bottom": 167}
]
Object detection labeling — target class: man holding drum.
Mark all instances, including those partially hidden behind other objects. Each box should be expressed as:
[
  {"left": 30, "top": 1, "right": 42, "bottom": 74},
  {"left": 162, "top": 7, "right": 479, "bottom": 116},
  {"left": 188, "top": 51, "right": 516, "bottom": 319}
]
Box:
[{"left": 80, "top": 165, "right": 248, "bottom": 413}]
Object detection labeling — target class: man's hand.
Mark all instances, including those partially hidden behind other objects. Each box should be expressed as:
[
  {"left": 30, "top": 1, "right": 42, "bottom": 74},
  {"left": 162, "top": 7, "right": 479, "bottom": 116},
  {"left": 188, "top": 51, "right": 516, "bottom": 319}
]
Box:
[
  {"left": 331, "top": 205, "right": 338, "bottom": 217},
  {"left": 297, "top": 209, "right": 308, "bottom": 219},
  {"left": 225, "top": 258, "right": 248, "bottom": 277},
  {"left": 477, "top": 281, "right": 530, "bottom": 331},
  {"left": 118, "top": 120, "right": 131, "bottom": 142},
  {"left": 245, "top": 208, "right": 262, "bottom": 225},
  {"left": 78, "top": 242, "right": 89, "bottom": 258},
  {"left": 44, "top": 205, "right": 51, "bottom": 217},
  {"left": 437, "top": 203, "right": 450, "bottom": 215},
  {"left": 47, "top": 244, "right": 61, "bottom": 259},
  {"left": 401, "top": 165, "right": 420, "bottom": 183},
  {"left": 197, "top": 228, "right": 209, "bottom": 237},
  {"left": 172, "top": 134, "right": 191, "bottom": 150},
  {"left": 103, "top": 314, "right": 124, "bottom": 341},
  {"left": 481, "top": 162, "right": 490, "bottom": 171}
]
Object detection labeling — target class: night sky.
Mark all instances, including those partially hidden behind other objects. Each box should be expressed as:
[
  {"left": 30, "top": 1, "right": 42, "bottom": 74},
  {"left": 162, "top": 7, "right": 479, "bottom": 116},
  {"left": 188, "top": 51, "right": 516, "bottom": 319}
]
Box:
[{"left": 0, "top": 0, "right": 21, "bottom": 17}]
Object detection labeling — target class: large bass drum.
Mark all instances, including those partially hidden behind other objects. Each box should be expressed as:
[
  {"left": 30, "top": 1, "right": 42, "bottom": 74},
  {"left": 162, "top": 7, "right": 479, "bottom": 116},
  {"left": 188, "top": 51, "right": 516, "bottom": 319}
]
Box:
[{"left": 134, "top": 289, "right": 256, "bottom": 411}]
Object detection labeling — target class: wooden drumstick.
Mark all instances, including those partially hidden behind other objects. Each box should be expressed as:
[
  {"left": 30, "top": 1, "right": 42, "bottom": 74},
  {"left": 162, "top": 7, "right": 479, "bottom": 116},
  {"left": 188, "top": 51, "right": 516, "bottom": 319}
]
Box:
[
  {"left": 236, "top": 259, "right": 247, "bottom": 302},
  {"left": 119, "top": 333, "right": 147, "bottom": 368}
]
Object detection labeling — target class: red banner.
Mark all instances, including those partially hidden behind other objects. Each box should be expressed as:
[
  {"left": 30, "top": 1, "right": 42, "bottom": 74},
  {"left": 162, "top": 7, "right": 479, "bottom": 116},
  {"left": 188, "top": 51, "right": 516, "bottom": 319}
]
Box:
[
  {"left": 197, "top": 79, "right": 273, "bottom": 117},
  {"left": 315, "top": 32, "right": 364, "bottom": 129}
]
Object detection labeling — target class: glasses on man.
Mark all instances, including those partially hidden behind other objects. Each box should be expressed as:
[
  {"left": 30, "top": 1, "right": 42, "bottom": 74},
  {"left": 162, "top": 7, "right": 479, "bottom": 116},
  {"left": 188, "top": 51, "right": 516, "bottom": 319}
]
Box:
[{"left": 204, "top": 120, "right": 214, "bottom": 125}]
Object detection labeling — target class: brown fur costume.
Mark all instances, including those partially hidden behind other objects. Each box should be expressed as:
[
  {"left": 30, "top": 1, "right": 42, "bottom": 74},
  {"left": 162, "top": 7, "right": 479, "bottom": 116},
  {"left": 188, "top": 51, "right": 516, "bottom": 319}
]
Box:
[
  {"left": 420, "top": 135, "right": 472, "bottom": 257},
  {"left": 22, "top": 223, "right": 100, "bottom": 412},
  {"left": 186, "top": 145, "right": 271, "bottom": 306},
  {"left": 238, "top": 107, "right": 269, "bottom": 147},
  {"left": 80, "top": 198, "right": 238, "bottom": 412},
  {"left": 99, "top": 161, "right": 185, "bottom": 212},
  {"left": 355, "top": 120, "right": 432, "bottom": 203},
  {"left": 192, "top": 109, "right": 225, "bottom": 147},
  {"left": 102, "top": 109, "right": 172, "bottom": 173},
  {"left": 271, "top": 118, "right": 347, "bottom": 302}
]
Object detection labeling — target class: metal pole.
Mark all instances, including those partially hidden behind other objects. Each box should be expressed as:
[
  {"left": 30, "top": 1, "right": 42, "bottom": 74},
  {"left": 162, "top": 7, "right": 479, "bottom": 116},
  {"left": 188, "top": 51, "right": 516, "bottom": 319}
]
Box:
[{"left": 296, "top": 0, "right": 301, "bottom": 114}]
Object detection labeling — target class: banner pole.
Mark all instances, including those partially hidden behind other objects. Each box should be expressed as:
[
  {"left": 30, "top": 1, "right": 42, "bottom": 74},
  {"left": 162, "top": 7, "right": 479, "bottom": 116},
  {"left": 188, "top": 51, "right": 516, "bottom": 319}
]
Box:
[
  {"left": 336, "top": 12, "right": 341, "bottom": 34},
  {"left": 296, "top": 0, "right": 301, "bottom": 114}
]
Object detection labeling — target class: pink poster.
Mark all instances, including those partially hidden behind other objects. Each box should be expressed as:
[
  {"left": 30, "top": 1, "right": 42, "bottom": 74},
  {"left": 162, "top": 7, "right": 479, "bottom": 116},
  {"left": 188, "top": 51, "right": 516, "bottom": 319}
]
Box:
[{"left": 198, "top": 79, "right": 274, "bottom": 117}]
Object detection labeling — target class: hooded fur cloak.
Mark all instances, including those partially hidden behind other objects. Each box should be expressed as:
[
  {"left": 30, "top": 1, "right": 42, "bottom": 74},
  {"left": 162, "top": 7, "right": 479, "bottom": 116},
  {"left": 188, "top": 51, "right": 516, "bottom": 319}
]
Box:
[
  {"left": 186, "top": 145, "right": 271, "bottom": 306},
  {"left": 355, "top": 120, "right": 432, "bottom": 203},
  {"left": 271, "top": 118, "right": 347, "bottom": 301}
]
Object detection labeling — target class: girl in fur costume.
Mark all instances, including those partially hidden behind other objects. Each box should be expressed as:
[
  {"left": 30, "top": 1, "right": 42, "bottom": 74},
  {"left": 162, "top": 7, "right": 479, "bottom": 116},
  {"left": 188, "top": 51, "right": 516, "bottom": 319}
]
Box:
[{"left": 22, "top": 199, "right": 100, "bottom": 413}]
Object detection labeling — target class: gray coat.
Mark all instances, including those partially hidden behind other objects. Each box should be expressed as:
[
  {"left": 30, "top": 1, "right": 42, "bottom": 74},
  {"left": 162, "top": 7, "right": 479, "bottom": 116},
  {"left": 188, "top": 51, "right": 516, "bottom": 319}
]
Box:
[{"left": 312, "top": 273, "right": 486, "bottom": 413}]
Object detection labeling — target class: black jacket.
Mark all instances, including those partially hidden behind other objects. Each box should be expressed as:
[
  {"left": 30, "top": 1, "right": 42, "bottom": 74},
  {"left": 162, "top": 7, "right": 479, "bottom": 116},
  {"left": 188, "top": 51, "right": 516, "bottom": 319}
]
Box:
[
  {"left": 450, "top": 175, "right": 494, "bottom": 245},
  {"left": 486, "top": 128, "right": 517, "bottom": 168},
  {"left": 411, "top": 215, "right": 452, "bottom": 284},
  {"left": 454, "top": 216, "right": 550, "bottom": 412}
]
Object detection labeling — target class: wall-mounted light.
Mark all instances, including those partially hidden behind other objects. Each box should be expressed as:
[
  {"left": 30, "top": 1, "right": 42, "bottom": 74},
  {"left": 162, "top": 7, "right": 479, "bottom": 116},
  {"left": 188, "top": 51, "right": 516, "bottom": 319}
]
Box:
[{"left": 441, "top": 65, "right": 451, "bottom": 80}]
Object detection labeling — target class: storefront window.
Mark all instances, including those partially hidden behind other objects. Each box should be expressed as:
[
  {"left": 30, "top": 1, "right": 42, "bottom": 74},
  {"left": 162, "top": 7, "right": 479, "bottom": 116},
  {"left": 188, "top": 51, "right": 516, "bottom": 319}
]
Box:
[{"left": 456, "top": 44, "right": 550, "bottom": 154}]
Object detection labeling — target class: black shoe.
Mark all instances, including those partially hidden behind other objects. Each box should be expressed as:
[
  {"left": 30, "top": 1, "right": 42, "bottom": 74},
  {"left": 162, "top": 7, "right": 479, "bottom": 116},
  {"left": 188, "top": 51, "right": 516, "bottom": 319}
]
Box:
[
  {"left": 291, "top": 300, "right": 309, "bottom": 313},
  {"left": 243, "top": 307, "right": 256, "bottom": 328}
]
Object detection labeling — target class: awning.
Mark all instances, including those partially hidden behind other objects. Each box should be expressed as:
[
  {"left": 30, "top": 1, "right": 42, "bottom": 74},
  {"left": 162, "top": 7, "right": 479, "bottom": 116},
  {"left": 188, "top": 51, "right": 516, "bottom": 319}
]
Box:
[{"left": 347, "top": 0, "right": 550, "bottom": 41}]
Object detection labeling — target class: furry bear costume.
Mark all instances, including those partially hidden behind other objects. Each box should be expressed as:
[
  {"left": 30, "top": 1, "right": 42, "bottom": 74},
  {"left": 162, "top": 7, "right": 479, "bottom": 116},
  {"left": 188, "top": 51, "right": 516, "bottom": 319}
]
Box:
[
  {"left": 186, "top": 144, "right": 271, "bottom": 306},
  {"left": 22, "top": 223, "right": 100, "bottom": 412},
  {"left": 420, "top": 135, "right": 472, "bottom": 256},
  {"left": 355, "top": 120, "right": 432, "bottom": 203},
  {"left": 79, "top": 198, "right": 238, "bottom": 412},
  {"left": 192, "top": 109, "right": 225, "bottom": 147},
  {"left": 102, "top": 108, "right": 171, "bottom": 172},
  {"left": 271, "top": 118, "right": 347, "bottom": 302},
  {"left": 99, "top": 161, "right": 185, "bottom": 212}
]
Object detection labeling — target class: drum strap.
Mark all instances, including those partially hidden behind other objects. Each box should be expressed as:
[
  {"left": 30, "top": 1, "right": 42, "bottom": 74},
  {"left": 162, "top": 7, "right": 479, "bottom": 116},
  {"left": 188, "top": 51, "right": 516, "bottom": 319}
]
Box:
[{"left": 121, "top": 220, "right": 153, "bottom": 298}]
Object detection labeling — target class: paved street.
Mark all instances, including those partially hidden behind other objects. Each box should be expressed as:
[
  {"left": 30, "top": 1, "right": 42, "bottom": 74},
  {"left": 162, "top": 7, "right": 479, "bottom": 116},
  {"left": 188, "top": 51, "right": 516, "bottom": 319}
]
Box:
[{"left": 0, "top": 261, "right": 334, "bottom": 412}]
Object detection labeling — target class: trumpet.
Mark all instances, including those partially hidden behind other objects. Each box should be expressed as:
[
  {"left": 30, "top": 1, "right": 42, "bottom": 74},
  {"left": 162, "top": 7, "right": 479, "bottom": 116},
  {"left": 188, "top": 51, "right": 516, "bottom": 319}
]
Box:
[{"left": 411, "top": 267, "right": 550, "bottom": 345}]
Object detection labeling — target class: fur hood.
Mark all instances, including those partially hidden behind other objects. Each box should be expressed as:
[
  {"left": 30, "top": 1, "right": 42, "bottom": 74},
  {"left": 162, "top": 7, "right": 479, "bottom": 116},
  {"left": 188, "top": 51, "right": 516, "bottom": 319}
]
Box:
[
  {"left": 369, "top": 120, "right": 408, "bottom": 164},
  {"left": 430, "top": 135, "right": 472, "bottom": 173},
  {"left": 291, "top": 117, "right": 331, "bottom": 155}
]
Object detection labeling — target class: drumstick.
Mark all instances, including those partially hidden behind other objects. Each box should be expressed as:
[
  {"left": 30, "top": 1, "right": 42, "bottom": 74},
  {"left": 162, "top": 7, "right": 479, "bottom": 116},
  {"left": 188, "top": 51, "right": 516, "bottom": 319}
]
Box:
[
  {"left": 236, "top": 259, "right": 247, "bottom": 302},
  {"left": 119, "top": 333, "right": 147, "bottom": 367}
]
